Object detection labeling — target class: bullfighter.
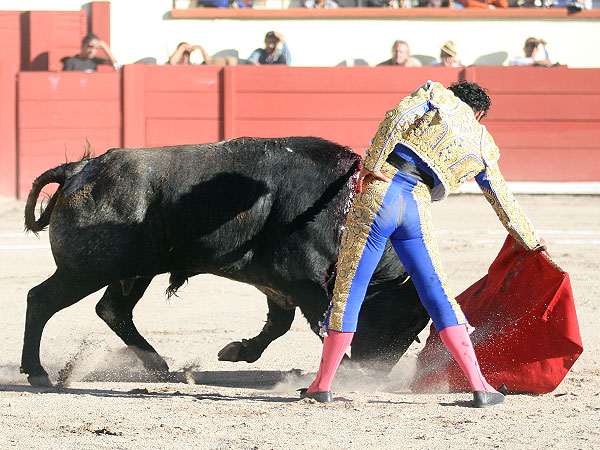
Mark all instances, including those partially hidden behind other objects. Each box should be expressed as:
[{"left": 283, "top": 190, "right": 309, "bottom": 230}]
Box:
[{"left": 300, "top": 81, "right": 546, "bottom": 407}]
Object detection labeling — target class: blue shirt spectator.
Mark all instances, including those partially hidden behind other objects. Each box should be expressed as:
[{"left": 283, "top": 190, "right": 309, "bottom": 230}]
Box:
[
  {"left": 201, "top": 0, "right": 250, "bottom": 7},
  {"left": 248, "top": 31, "right": 291, "bottom": 65}
]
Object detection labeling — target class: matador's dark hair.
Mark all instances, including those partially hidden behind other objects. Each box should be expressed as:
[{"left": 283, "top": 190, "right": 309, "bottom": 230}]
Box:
[{"left": 448, "top": 81, "right": 491, "bottom": 116}]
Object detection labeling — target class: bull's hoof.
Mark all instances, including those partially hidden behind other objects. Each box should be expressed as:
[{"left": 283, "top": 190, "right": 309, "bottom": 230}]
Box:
[
  {"left": 142, "top": 361, "right": 172, "bottom": 382},
  {"left": 143, "top": 360, "right": 170, "bottom": 375},
  {"left": 217, "top": 340, "right": 260, "bottom": 363},
  {"left": 134, "top": 348, "right": 170, "bottom": 376},
  {"left": 148, "top": 369, "right": 176, "bottom": 383},
  {"left": 27, "top": 373, "right": 53, "bottom": 388}
]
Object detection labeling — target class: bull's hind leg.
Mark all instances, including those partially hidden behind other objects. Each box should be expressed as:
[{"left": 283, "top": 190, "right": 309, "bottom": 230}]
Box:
[
  {"left": 95, "top": 277, "right": 171, "bottom": 380},
  {"left": 218, "top": 297, "right": 295, "bottom": 363},
  {"left": 21, "top": 269, "right": 108, "bottom": 387}
]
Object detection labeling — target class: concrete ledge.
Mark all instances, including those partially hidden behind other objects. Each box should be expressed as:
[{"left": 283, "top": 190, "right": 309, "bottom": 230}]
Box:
[
  {"left": 455, "top": 182, "right": 600, "bottom": 195},
  {"left": 171, "top": 8, "right": 600, "bottom": 20}
]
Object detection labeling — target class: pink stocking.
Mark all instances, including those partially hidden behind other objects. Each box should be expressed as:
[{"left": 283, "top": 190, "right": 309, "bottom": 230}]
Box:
[
  {"left": 439, "top": 324, "right": 497, "bottom": 393},
  {"left": 308, "top": 330, "right": 354, "bottom": 393}
]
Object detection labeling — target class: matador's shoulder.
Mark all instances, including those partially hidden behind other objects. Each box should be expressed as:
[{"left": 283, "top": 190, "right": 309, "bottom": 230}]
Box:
[{"left": 374, "top": 82, "right": 434, "bottom": 133}]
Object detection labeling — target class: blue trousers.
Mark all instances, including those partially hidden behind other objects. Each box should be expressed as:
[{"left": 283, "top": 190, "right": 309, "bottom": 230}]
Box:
[{"left": 325, "top": 165, "right": 469, "bottom": 333}]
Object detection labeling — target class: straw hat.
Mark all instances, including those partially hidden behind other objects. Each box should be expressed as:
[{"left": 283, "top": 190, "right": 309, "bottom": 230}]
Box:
[{"left": 440, "top": 40, "right": 458, "bottom": 58}]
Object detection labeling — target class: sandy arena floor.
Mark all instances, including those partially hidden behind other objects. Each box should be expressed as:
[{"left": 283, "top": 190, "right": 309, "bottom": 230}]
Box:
[{"left": 0, "top": 194, "right": 598, "bottom": 449}]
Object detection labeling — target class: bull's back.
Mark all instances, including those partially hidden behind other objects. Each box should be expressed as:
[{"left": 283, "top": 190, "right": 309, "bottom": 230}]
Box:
[{"left": 48, "top": 137, "right": 359, "bottom": 279}]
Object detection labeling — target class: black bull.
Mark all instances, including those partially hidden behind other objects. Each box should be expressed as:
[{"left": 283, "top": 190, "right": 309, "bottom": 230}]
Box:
[{"left": 21, "top": 136, "right": 429, "bottom": 387}]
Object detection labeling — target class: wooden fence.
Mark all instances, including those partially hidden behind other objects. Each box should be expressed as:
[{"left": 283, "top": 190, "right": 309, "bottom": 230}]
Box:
[{"left": 2, "top": 65, "right": 599, "bottom": 198}]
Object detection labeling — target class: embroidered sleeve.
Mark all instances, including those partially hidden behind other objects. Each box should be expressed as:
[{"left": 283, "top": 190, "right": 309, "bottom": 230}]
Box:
[
  {"left": 475, "top": 162, "right": 540, "bottom": 250},
  {"left": 363, "top": 109, "right": 401, "bottom": 172}
]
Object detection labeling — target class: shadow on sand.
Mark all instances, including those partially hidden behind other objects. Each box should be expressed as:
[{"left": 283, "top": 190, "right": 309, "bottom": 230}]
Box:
[{"left": 0, "top": 368, "right": 310, "bottom": 403}]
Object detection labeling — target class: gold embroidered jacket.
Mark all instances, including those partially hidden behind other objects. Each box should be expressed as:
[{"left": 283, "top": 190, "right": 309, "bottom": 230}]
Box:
[{"left": 363, "top": 81, "right": 540, "bottom": 249}]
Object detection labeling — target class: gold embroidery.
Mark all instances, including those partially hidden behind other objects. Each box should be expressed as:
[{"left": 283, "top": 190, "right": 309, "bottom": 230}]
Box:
[
  {"left": 363, "top": 81, "right": 499, "bottom": 202},
  {"left": 327, "top": 165, "right": 399, "bottom": 331},
  {"left": 400, "top": 101, "right": 488, "bottom": 201},
  {"left": 479, "top": 163, "right": 539, "bottom": 250},
  {"left": 449, "top": 154, "right": 485, "bottom": 184},
  {"left": 412, "top": 183, "right": 471, "bottom": 330}
]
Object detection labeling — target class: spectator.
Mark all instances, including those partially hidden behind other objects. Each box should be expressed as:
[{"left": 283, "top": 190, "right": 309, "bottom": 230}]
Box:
[
  {"left": 455, "top": 0, "right": 508, "bottom": 7},
  {"left": 248, "top": 31, "right": 291, "bottom": 66},
  {"left": 431, "top": 41, "right": 462, "bottom": 67},
  {"left": 377, "top": 40, "right": 422, "bottom": 67},
  {"left": 421, "top": 0, "right": 455, "bottom": 6},
  {"left": 62, "top": 33, "right": 119, "bottom": 72},
  {"left": 552, "top": 0, "right": 591, "bottom": 11},
  {"left": 167, "top": 42, "right": 237, "bottom": 66},
  {"left": 509, "top": 37, "right": 553, "bottom": 67},
  {"left": 379, "top": 0, "right": 412, "bottom": 6},
  {"left": 304, "top": 0, "right": 340, "bottom": 7},
  {"left": 201, "top": 0, "right": 250, "bottom": 7}
]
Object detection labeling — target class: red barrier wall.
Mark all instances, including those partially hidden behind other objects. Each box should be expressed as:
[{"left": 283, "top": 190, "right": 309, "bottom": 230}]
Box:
[
  {"left": 0, "top": 6, "right": 98, "bottom": 197},
  {"left": 90, "top": 1, "right": 111, "bottom": 47},
  {"left": 123, "top": 64, "right": 223, "bottom": 149},
  {"left": 466, "top": 66, "right": 600, "bottom": 181},
  {"left": 0, "top": 12, "right": 22, "bottom": 197},
  {"left": 8, "top": 66, "right": 600, "bottom": 199},
  {"left": 17, "top": 71, "right": 121, "bottom": 198},
  {"left": 22, "top": 10, "right": 87, "bottom": 71},
  {"left": 0, "top": 12, "right": 21, "bottom": 69},
  {"left": 133, "top": 66, "right": 599, "bottom": 183},
  {"left": 227, "top": 66, "right": 462, "bottom": 153}
]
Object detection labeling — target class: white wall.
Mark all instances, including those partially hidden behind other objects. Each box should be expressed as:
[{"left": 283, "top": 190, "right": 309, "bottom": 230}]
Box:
[{"left": 4, "top": 0, "right": 599, "bottom": 67}]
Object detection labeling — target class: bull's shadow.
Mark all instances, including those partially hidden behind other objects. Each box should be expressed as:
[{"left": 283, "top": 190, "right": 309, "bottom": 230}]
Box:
[
  {"left": 161, "top": 165, "right": 355, "bottom": 271},
  {"left": 165, "top": 172, "right": 270, "bottom": 249},
  {"left": 78, "top": 368, "right": 309, "bottom": 390},
  {"left": 0, "top": 382, "right": 467, "bottom": 406},
  {"left": 0, "top": 383, "right": 299, "bottom": 403},
  {"left": 208, "top": 162, "right": 358, "bottom": 268}
]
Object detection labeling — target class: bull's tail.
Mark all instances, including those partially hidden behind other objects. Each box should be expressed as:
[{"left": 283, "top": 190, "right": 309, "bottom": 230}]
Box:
[{"left": 24, "top": 161, "right": 88, "bottom": 234}]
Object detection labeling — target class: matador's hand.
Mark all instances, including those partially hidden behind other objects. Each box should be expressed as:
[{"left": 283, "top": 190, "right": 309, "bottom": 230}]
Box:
[
  {"left": 532, "top": 237, "right": 547, "bottom": 252},
  {"left": 357, "top": 167, "right": 391, "bottom": 193}
]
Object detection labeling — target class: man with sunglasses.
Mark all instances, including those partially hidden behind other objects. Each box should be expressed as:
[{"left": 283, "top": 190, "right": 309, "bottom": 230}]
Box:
[
  {"left": 300, "top": 81, "right": 546, "bottom": 407},
  {"left": 510, "top": 37, "right": 553, "bottom": 67}
]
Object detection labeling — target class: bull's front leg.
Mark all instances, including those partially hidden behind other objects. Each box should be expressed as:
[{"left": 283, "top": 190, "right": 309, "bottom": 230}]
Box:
[{"left": 218, "top": 297, "right": 295, "bottom": 363}]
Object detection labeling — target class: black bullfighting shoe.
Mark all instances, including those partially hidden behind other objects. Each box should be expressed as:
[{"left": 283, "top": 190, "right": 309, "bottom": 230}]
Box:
[
  {"left": 298, "top": 388, "right": 333, "bottom": 403},
  {"left": 473, "top": 390, "right": 506, "bottom": 408}
]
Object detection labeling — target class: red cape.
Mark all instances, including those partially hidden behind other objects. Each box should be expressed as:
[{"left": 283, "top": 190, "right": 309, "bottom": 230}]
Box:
[{"left": 412, "top": 235, "right": 583, "bottom": 394}]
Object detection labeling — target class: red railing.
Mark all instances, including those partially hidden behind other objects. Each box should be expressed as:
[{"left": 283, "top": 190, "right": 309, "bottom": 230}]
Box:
[{"left": 3, "top": 65, "right": 600, "bottom": 199}]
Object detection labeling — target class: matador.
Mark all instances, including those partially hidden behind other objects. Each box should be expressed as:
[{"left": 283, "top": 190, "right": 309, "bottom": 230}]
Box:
[{"left": 300, "top": 81, "right": 545, "bottom": 407}]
